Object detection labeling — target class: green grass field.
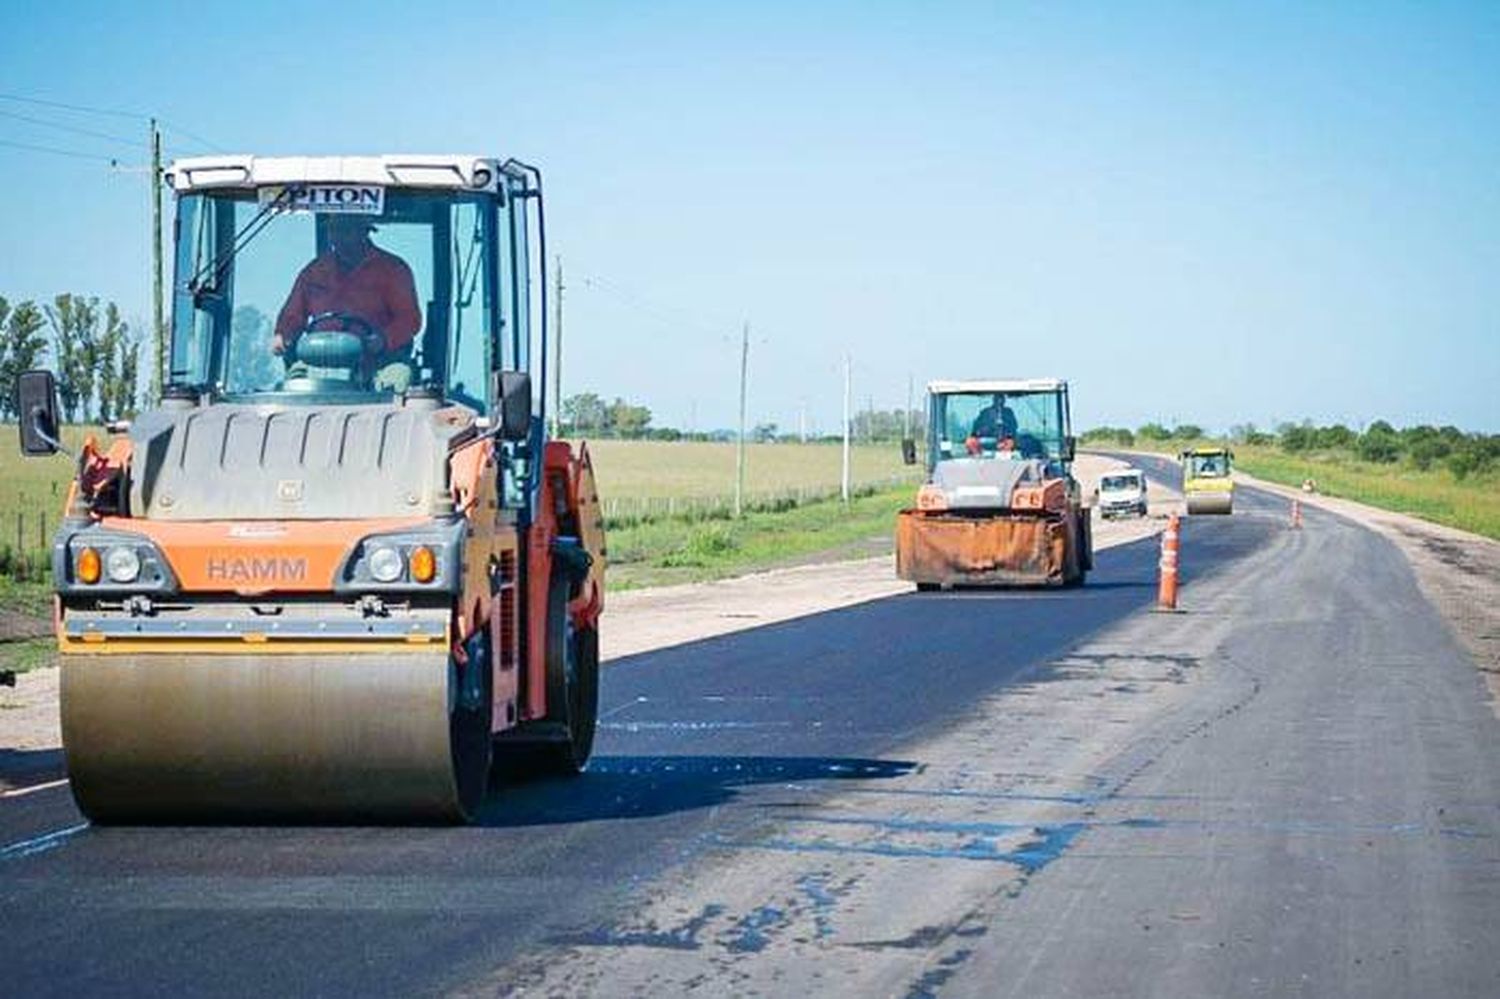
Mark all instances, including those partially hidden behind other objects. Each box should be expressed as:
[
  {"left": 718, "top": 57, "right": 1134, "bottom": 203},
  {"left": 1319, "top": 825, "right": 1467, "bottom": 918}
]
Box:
[{"left": 1232, "top": 444, "right": 1500, "bottom": 540}]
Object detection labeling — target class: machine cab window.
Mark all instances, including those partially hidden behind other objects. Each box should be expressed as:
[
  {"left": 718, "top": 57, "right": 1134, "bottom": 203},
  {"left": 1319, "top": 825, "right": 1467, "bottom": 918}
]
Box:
[{"left": 170, "top": 182, "right": 510, "bottom": 412}]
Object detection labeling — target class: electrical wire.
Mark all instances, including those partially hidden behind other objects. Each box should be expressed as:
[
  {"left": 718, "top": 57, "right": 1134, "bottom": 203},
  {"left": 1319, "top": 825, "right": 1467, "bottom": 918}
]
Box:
[
  {"left": 0, "top": 108, "right": 145, "bottom": 149},
  {"left": 0, "top": 137, "right": 121, "bottom": 163}
]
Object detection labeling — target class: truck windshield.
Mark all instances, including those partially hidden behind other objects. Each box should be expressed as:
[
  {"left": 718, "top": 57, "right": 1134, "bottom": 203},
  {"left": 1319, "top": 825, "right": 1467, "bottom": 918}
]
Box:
[
  {"left": 170, "top": 189, "right": 504, "bottom": 411},
  {"left": 1101, "top": 475, "right": 1140, "bottom": 491},
  {"left": 932, "top": 390, "right": 1066, "bottom": 461}
]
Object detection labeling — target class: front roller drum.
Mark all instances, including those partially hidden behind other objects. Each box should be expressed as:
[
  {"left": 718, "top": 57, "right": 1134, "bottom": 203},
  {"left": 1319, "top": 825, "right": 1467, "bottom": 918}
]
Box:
[
  {"left": 61, "top": 650, "right": 491, "bottom": 824},
  {"left": 1185, "top": 491, "right": 1234, "bottom": 515}
]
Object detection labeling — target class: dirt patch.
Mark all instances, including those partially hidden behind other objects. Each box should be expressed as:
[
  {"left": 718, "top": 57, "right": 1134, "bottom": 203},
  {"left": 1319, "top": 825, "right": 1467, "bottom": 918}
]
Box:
[{"left": 1239, "top": 472, "right": 1500, "bottom": 714}]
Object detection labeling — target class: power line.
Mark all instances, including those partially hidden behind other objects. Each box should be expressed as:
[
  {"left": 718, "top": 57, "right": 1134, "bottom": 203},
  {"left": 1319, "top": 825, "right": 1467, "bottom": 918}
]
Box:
[
  {"left": 0, "top": 91, "right": 227, "bottom": 153},
  {"left": 0, "top": 90, "right": 144, "bottom": 121},
  {"left": 0, "top": 137, "right": 121, "bottom": 163},
  {"left": 0, "top": 108, "right": 145, "bottom": 149}
]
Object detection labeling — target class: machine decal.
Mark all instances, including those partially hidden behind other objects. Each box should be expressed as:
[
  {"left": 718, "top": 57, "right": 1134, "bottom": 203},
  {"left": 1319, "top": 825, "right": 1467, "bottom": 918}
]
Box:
[{"left": 258, "top": 184, "right": 385, "bottom": 214}]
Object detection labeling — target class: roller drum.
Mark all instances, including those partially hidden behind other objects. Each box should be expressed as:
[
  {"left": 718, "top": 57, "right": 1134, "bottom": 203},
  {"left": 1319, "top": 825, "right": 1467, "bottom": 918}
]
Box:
[
  {"left": 61, "top": 651, "right": 474, "bottom": 823},
  {"left": 1185, "top": 492, "right": 1234, "bottom": 515}
]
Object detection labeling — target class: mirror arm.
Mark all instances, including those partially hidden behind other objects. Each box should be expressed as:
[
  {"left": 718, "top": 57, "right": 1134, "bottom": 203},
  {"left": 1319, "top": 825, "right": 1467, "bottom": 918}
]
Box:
[{"left": 30, "top": 406, "right": 72, "bottom": 458}]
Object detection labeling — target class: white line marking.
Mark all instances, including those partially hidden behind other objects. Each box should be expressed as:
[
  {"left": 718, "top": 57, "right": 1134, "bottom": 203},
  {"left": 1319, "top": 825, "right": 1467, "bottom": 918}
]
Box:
[
  {"left": 0, "top": 778, "right": 70, "bottom": 799},
  {"left": 0, "top": 822, "right": 88, "bottom": 861}
]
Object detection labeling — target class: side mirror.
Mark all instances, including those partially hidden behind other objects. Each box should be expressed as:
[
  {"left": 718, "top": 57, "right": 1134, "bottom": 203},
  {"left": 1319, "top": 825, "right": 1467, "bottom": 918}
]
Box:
[
  {"left": 1061, "top": 435, "right": 1076, "bottom": 462},
  {"left": 16, "top": 370, "right": 62, "bottom": 457},
  {"left": 900, "top": 438, "right": 918, "bottom": 466},
  {"left": 492, "top": 370, "right": 532, "bottom": 442}
]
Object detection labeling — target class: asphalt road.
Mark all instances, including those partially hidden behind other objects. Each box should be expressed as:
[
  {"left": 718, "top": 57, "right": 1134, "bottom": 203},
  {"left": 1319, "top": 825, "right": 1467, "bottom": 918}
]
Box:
[{"left": 2, "top": 461, "right": 1496, "bottom": 997}]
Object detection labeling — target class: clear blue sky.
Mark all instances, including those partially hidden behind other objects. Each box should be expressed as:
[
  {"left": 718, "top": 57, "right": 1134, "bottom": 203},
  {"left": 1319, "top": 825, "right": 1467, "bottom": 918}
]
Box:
[{"left": 2, "top": 1, "right": 1496, "bottom": 433}]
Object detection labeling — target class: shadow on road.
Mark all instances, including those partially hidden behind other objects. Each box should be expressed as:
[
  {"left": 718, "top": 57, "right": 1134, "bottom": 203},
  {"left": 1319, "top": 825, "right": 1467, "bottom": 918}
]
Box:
[
  {"left": 479, "top": 754, "right": 917, "bottom": 828},
  {"left": 0, "top": 747, "right": 66, "bottom": 788}
]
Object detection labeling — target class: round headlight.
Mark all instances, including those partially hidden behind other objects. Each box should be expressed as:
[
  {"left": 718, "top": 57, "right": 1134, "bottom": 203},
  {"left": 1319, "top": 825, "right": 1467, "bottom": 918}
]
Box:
[
  {"left": 368, "top": 545, "right": 404, "bottom": 583},
  {"left": 105, "top": 546, "right": 141, "bottom": 583}
]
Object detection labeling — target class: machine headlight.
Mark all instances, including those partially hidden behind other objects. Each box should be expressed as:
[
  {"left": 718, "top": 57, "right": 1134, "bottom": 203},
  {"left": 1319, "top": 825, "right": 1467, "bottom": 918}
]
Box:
[
  {"left": 368, "top": 545, "right": 405, "bottom": 583},
  {"left": 104, "top": 546, "right": 141, "bottom": 583}
]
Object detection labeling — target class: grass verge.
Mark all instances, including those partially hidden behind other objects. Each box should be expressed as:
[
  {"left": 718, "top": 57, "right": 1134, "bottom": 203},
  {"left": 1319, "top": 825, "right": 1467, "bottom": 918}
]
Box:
[
  {"left": 607, "top": 486, "right": 908, "bottom": 590},
  {"left": 0, "top": 638, "right": 55, "bottom": 678}
]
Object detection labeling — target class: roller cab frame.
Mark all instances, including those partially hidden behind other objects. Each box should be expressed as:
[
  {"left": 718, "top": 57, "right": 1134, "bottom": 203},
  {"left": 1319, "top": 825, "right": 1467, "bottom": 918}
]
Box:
[
  {"left": 16, "top": 154, "right": 605, "bottom": 823},
  {"left": 896, "top": 378, "right": 1092, "bottom": 590},
  {"left": 1180, "top": 446, "right": 1235, "bottom": 515}
]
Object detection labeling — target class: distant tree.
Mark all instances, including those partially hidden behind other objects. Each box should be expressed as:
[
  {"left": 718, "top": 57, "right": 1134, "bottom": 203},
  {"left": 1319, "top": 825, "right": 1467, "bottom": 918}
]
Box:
[
  {"left": 1314, "top": 424, "right": 1355, "bottom": 450},
  {"left": 46, "top": 294, "right": 101, "bottom": 423},
  {"left": 608, "top": 397, "right": 652, "bottom": 438},
  {"left": 1357, "top": 423, "right": 1401, "bottom": 463},
  {"left": 1278, "top": 422, "right": 1315, "bottom": 453},
  {"left": 93, "top": 303, "right": 127, "bottom": 422},
  {"left": 1172, "top": 424, "right": 1204, "bottom": 440},
  {"left": 0, "top": 297, "right": 49, "bottom": 420},
  {"left": 1137, "top": 422, "right": 1172, "bottom": 441},
  {"left": 752, "top": 422, "right": 779, "bottom": 443},
  {"left": 562, "top": 392, "right": 608, "bottom": 435}
]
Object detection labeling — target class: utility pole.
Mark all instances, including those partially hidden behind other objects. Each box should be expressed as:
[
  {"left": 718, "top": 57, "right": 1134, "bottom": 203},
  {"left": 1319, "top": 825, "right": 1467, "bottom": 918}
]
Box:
[
  {"left": 841, "top": 354, "right": 852, "bottom": 504},
  {"left": 150, "top": 118, "right": 164, "bottom": 402},
  {"left": 735, "top": 321, "right": 749, "bottom": 518},
  {"left": 552, "top": 256, "right": 564, "bottom": 437}
]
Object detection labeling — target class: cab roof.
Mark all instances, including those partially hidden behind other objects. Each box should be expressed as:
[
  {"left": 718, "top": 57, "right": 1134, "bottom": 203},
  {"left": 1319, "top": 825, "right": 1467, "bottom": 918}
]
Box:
[
  {"left": 927, "top": 378, "right": 1066, "bottom": 394},
  {"left": 164, "top": 155, "right": 519, "bottom": 194}
]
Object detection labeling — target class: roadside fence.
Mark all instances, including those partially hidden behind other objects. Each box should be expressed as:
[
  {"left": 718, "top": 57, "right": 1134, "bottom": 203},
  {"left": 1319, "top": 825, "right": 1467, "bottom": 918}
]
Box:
[{"left": 599, "top": 473, "right": 919, "bottom": 529}]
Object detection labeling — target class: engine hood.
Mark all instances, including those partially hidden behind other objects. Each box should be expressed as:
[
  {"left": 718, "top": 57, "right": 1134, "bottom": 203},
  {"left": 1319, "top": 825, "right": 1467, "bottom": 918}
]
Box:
[
  {"left": 931, "top": 456, "right": 1049, "bottom": 509},
  {"left": 127, "top": 400, "right": 480, "bottom": 520}
]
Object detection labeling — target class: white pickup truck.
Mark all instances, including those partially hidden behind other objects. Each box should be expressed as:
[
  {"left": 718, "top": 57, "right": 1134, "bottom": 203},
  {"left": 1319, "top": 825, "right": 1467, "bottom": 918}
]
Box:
[{"left": 1097, "top": 468, "right": 1148, "bottom": 519}]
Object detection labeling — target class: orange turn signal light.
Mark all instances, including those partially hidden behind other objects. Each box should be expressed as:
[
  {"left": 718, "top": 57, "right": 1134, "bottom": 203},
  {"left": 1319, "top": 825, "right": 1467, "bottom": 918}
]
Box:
[
  {"left": 410, "top": 545, "right": 437, "bottom": 583},
  {"left": 77, "top": 547, "right": 102, "bottom": 584},
  {"left": 916, "top": 484, "right": 949, "bottom": 512}
]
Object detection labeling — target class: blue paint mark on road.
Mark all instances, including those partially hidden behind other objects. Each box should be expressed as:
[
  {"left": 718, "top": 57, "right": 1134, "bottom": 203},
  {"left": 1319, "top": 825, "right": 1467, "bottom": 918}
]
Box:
[
  {"left": 550, "top": 903, "right": 726, "bottom": 951},
  {"left": 721, "top": 905, "right": 787, "bottom": 953},
  {"left": 796, "top": 873, "right": 840, "bottom": 939},
  {"left": 0, "top": 823, "right": 88, "bottom": 862}
]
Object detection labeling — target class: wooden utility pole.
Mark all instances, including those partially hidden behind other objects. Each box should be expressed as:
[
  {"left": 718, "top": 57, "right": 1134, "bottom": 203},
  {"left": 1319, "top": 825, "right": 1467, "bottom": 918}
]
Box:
[
  {"left": 841, "top": 354, "right": 852, "bottom": 504},
  {"left": 150, "top": 119, "right": 164, "bottom": 402},
  {"left": 552, "top": 256, "right": 564, "bottom": 437},
  {"left": 735, "top": 321, "right": 749, "bottom": 518}
]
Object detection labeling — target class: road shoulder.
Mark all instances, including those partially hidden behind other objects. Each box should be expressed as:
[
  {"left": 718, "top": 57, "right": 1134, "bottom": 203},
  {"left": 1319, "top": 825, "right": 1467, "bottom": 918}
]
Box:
[{"left": 1236, "top": 471, "right": 1500, "bottom": 711}]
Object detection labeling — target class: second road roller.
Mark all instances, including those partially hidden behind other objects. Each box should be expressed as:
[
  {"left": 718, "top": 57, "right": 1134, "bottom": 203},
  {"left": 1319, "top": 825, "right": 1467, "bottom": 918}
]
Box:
[
  {"left": 14, "top": 153, "right": 604, "bottom": 823},
  {"left": 895, "top": 378, "right": 1092, "bottom": 589}
]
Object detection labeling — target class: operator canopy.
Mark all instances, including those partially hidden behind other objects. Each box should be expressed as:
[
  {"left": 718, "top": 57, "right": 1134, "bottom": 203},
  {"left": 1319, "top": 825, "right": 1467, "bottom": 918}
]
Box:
[{"left": 165, "top": 155, "right": 532, "bottom": 412}]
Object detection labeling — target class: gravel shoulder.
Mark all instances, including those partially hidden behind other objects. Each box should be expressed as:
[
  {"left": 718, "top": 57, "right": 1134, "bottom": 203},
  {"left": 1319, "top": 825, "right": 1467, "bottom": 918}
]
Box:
[{"left": 1235, "top": 470, "right": 1500, "bottom": 712}]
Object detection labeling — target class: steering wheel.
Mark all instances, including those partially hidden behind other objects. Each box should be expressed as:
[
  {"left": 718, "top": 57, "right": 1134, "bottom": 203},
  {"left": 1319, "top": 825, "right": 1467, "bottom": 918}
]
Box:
[{"left": 285, "top": 312, "right": 384, "bottom": 370}]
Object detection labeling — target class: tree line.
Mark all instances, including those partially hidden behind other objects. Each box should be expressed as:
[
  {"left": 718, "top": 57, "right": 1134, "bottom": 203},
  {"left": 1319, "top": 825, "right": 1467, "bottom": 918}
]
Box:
[
  {"left": 559, "top": 392, "right": 926, "bottom": 444},
  {"left": 1082, "top": 420, "right": 1500, "bottom": 481},
  {"left": 0, "top": 294, "right": 143, "bottom": 424}
]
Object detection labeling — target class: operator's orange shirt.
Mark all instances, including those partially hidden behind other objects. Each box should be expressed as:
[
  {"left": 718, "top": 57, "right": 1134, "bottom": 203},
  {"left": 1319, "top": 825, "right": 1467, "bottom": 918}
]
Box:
[{"left": 274, "top": 246, "right": 422, "bottom": 352}]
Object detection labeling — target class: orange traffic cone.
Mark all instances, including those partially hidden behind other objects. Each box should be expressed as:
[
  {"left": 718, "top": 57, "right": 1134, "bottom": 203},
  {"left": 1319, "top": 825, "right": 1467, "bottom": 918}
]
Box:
[{"left": 1156, "top": 514, "right": 1180, "bottom": 611}]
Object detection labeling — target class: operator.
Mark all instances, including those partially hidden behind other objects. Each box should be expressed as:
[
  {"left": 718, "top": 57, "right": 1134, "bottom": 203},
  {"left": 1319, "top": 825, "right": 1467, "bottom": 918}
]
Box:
[
  {"left": 273, "top": 214, "right": 422, "bottom": 388},
  {"left": 970, "top": 396, "right": 1017, "bottom": 443}
]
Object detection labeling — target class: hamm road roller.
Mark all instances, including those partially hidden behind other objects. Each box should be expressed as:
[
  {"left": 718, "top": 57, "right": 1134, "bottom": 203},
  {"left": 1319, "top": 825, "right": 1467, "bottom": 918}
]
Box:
[
  {"left": 13, "top": 154, "right": 605, "bottom": 823},
  {"left": 896, "top": 378, "right": 1092, "bottom": 590},
  {"left": 1181, "top": 445, "right": 1235, "bottom": 514}
]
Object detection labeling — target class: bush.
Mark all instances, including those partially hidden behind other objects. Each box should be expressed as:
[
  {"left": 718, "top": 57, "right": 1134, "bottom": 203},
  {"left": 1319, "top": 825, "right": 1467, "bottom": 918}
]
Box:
[
  {"left": 1357, "top": 429, "right": 1401, "bottom": 463},
  {"left": 1137, "top": 422, "right": 1172, "bottom": 441},
  {"left": 656, "top": 524, "right": 740, "bottom": 567}
]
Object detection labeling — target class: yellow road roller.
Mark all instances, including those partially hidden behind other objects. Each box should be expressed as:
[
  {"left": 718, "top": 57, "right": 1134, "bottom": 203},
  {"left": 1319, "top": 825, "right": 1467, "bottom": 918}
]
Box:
[{"left": 1181, "top": 446, "right": 1235, "bottom": 514}]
